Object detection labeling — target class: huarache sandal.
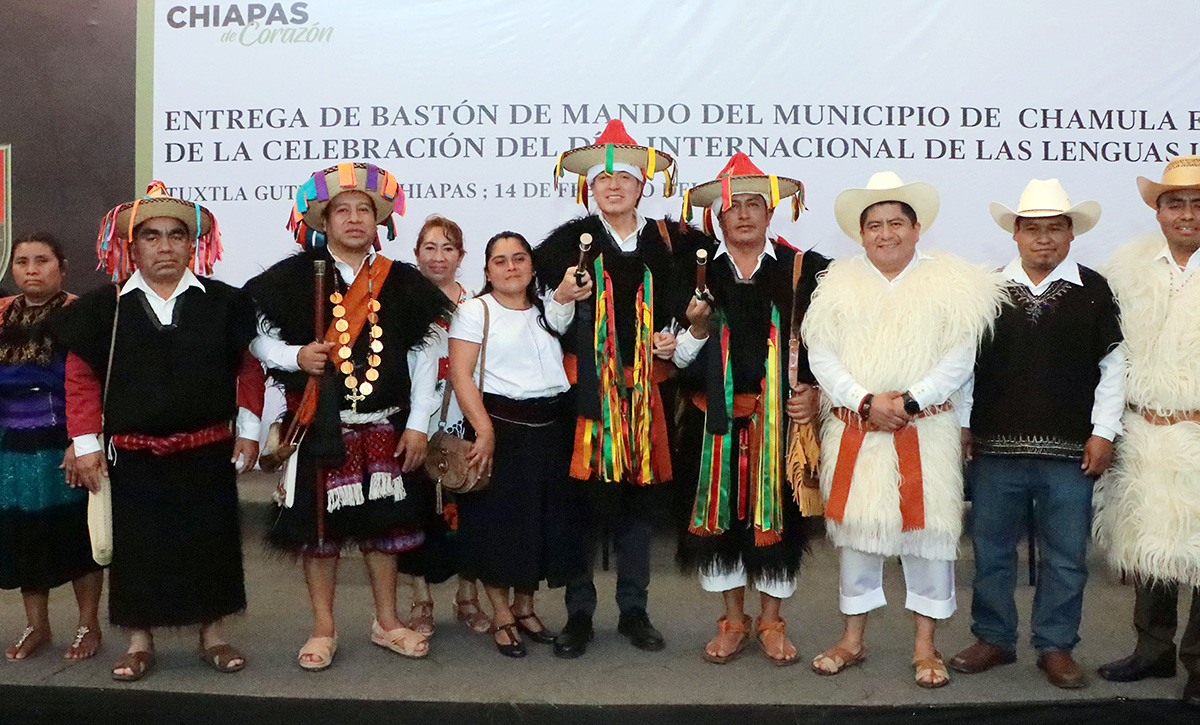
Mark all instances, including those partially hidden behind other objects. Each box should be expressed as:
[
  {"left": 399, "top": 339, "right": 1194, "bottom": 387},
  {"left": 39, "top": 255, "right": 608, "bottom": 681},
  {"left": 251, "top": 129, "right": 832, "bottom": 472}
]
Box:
[
  {"left": 370, "top": 619, "right": 429, "bottom": 659},
  {"left": 198, "top": 643, "right": 246, "bottom": 673},
  {"left": 111, "top": 650, "right": 156, "bottom": 682},
  {"left": 409, "top": 600, "right": 435, "bottom": 635},
  {"left": 64, "top": 626, "right": 101, "bottom": 661},
  {"left": 914, "top": 650, "right": 950, "bottom": 688},
  {"left": 5, "top": 626, "right": 47, "bottom": 661},
  {"left": 756, "top": 616, "right": 800, "bottom": 667},
  {"left": 811, "top": 644, "right": 868, "bottom": 675},
  {"left": 702, "top": 615, "right": 752, "bottom": 664},
  {"left": 297, "top": 635, "right": 337, "bottom": 671},
  {"left": 454, "top": 597, "right": 493, "bottom": 634}
]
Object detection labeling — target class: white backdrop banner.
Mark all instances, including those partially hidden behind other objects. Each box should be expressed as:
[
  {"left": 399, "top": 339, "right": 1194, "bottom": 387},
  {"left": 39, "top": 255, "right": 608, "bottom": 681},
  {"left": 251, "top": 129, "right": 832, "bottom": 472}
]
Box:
[{"left": 149, "top": 0, "right": 1200, "bottom": 287}]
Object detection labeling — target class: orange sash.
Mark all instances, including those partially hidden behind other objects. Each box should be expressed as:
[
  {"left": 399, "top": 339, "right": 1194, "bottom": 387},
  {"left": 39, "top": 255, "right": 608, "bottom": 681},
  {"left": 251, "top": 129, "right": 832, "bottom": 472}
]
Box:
[
  {"left": 293, "top": 256, "right": 393, "bottom": 425},
  {"left": 824, "top": 403, "right": 953, "bottom": 532}
]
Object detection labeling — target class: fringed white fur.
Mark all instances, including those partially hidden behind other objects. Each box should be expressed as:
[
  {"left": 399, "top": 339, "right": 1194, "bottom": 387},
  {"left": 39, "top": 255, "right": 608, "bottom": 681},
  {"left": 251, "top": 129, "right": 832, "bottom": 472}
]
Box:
[
  {"left": 1103, "top": 236, "right": 1200, "bottom": 412},
  {"left": 805, "top": 250, "right": 1005, "bottom": 558},
  {"left": 326, "top": 483, "right": 365, "bottom": 512},
  {"left": 1094, "top": 413, "right": 1200, "bottom": 587}
]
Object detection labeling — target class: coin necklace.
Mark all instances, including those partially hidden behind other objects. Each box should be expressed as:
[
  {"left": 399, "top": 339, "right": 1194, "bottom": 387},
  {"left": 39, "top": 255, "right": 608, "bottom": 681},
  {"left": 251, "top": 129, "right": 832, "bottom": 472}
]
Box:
[{"left": 329, "top": 259, "right": 383, "bottom": 413}]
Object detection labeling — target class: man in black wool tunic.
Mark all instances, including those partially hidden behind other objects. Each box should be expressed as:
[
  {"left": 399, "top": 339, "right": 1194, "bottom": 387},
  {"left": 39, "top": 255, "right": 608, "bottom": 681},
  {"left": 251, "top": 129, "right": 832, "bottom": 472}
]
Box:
[
  {"left": 535, "top": 119, "right": 706, "bottom": 657},
  {"left": 245, "top": 163, "right": 451, "bottom": 670},
  {"left": 62, "top": 183, "right": 265, "bottom": 681},
  {"left": 949, "top": 179, "right": 1122, "bottom": 689},
  {"left": 672, "top": 153, "right": 827, "bottom": 665}
]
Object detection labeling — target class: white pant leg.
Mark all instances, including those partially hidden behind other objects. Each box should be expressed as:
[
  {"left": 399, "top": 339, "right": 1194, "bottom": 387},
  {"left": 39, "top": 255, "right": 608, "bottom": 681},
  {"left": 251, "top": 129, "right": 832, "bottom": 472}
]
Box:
[
  {"left": 900, "top": 555, "right": 956, "bottom": 619},
  {"left": 700, "top": 561, "right": 748, "bottom": 593},
  {"left": 700, "top": 560, "right": 797, "bottom": 599},
  {"left": 754, "top": 574, "right": 797, "bottom": 600},
  {"left": 839, "top": 548, "right": 887, "bottom": 615}
]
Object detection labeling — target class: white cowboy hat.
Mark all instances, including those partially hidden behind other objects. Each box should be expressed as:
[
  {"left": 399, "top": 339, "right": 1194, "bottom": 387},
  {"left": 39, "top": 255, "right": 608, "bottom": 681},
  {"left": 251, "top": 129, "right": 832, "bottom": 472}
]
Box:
[
  {"left": 1136, "top": 155, "right": 1200, "bottom": 208},
  {"left": 989, "top": 179, "right": 1101, "bottom": 235},
  {"left": 833, "top": 171, "right": 939, "bottom": 243}
]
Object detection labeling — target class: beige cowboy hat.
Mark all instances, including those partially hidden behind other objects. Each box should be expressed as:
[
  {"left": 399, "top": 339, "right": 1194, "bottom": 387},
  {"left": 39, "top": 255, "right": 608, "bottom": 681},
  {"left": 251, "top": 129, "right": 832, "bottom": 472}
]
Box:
[
  {"left": 833, "top": 171, "right": 939, "bottom": 243},
  {"left": 1136, "top": 154, "right": 1200, "bottom": 208},
  {"left": 989, "top": 179, "right": 1100, "bottom": 235}
]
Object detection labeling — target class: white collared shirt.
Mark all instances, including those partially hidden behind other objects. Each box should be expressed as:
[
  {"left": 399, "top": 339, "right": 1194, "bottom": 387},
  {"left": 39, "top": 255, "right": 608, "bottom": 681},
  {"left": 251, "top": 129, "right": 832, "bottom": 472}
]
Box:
[
  {"left": 1154, "top": 241, "right": 1200, "bottom": 291},
  {"left": 249, "top": 249, "right": 438, "bottom": 431},
  {"left": 73, "top": 269, "right": 260, "bottom": 456},
  {"left": 599, "top": 210, "right": 649, "bottom": 253},
  {"left": 671, "top": 240, "right": 780, "bottom": 369},
  {"left": 956, "top": 255, "right": 1126, "bottom": 439}
]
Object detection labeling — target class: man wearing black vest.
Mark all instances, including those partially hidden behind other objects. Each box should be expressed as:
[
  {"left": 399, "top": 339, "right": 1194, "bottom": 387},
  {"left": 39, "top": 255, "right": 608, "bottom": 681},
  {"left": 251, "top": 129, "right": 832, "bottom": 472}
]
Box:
[
  {"left": 64, "top": 184, "right": 264, "bottom": 681},
  {"left": 536, "top": 120, "right": 705, "bottom": 657},
  {"left": 950, "top": 179, "right": 1122, "bottom": 688}
]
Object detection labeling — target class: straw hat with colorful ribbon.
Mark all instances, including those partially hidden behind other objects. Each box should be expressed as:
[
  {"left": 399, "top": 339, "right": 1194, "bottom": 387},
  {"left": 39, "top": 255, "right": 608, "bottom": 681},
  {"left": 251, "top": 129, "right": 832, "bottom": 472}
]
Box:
[
  {"left": 1136, "top": 154, "right": 1200, "bottom": 208},
  {"left": 989, "top": 178, "right": 1100, "bottom": 235},
  {"left": 95, "top": 181, "right": 221, "bottom": 281},
  {"left": 832, "top": 171, "right": 939, "bottom": 244},
  {"left": 287, "top": 162, "right": 406, "bottom": 249},
  {"left": 681, "top": 152, "right": 806, "bottom": 236},
  {"left": 554, "top": 119, "right": 676, "bottom": 209}
]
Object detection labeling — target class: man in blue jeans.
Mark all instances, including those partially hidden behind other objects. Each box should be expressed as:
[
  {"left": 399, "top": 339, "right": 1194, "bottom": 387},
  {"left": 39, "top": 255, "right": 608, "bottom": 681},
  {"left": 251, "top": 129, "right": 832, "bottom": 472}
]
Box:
[{"left": 950, "top": 179, "right": 1124, "bottom": 688}]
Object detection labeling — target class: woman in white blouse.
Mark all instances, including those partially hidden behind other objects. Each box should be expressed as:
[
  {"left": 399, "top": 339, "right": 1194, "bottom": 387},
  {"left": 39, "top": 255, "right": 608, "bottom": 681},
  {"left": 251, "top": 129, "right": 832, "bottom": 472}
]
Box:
[{"left": 448, "top": 232, "right": 585, "bottom": 658}]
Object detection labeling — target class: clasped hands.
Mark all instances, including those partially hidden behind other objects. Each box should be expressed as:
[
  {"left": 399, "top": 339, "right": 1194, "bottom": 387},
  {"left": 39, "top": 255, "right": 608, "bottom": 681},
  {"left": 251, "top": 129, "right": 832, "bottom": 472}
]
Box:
[{"left": 863, "top": 391, "right": 915, "bottom": 432}]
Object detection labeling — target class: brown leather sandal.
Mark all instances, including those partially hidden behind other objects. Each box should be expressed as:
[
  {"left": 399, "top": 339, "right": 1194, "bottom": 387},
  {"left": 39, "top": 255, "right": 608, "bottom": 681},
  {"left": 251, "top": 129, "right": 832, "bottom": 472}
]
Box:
[
  {"left": 756, "top": 617, "right": 800, "bottom": 667},
  {"left": 811, "top": 644, "right": 868, "bottom": 675},
  {"left": 454, "top": 598, "right": 493, "bottom": 634},
  {"left": 198, "top": 643, "right": 246, "bottom": 673},
  {"left": 112, "top": 650, "right": 156, "bottom": 682},
  {"left": 409, "top": 600, "right": 435, "bottom": 635},
  {"left": 914, "top": 650, "right": 950, "bottom": 688},
  {"left": 702, "top": 615, "right": 752, "bottom": 664}
]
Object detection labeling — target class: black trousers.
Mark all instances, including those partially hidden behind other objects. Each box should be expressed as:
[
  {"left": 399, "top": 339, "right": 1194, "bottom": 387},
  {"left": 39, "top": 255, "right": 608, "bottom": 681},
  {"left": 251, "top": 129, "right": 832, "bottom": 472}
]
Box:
[
  {"left": 563, "top": 482, "right": 655, "bottom": 619},
  {"left": 1133, "top": 581, "right": 1200, "bottom": 674}
]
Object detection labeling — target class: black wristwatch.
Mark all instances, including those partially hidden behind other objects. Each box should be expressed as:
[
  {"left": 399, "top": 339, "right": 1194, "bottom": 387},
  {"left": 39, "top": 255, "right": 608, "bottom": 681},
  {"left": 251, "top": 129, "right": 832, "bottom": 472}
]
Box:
[{"left": 902, "top": 391, "right": 921, "bottom": 416}]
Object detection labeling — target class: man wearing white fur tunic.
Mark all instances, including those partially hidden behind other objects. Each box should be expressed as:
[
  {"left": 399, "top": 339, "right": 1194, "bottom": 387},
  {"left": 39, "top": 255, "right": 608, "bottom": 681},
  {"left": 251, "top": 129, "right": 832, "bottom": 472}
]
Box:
[
  {"left": 803, "top": 172, "right": 1004, "bottom": 688},
  {"left": 1094, "top": 155, "right": 1200, "bottom": 710}
]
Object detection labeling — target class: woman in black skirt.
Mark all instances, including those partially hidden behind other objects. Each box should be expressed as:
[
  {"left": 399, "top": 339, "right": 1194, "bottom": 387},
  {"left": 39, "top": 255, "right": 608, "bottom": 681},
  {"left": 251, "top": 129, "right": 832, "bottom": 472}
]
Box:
[{"left": 449, "top": 232, "right": 585, "bottom": 657}]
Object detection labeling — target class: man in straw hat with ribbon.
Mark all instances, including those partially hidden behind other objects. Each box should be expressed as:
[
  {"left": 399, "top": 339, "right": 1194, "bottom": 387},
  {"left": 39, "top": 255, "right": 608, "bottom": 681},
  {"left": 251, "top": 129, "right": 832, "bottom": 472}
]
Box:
[
  {"left": 948, "top": 179, "right": 1121, "bottom": 689},
  {"left": 1093, "top": 155, "right": 1200, "bottom": 709},
  {"left": 802, "top": 171, "right": 1005, "bottom": 688},
  {"left": 60, "top": 182, "right": 265, "bottom": 681},
  {"left": 671, "top": 152, "right": 827, "bottom": 665},
  {"left": 536, "top": 119, "right": 705, "bottom": 658},
  {"left": 245, "top": 162, "right": 451, "bottom": 670}
]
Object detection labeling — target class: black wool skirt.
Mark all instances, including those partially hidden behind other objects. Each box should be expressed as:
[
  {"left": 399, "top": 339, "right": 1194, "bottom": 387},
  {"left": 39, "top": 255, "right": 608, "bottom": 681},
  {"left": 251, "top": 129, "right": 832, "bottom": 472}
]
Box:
[
  {"left": 456, "top": 394, "right": 588, "bottom": 591},
  {"left": 108, "top": 440, "right": 245, "bottom": 628}
]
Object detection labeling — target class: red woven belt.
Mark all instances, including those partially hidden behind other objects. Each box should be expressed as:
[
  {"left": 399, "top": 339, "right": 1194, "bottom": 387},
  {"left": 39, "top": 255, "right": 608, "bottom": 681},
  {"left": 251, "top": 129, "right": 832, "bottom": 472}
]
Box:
[{"left": 110, "top": 421, "right": 234, "bottom": 456}]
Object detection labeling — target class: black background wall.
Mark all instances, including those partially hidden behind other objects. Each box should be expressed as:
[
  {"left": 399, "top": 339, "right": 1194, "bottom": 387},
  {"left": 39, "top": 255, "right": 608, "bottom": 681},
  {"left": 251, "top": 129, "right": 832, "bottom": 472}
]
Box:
[{"left": 1, "top": 1, "right": 136, "bottom": 294}]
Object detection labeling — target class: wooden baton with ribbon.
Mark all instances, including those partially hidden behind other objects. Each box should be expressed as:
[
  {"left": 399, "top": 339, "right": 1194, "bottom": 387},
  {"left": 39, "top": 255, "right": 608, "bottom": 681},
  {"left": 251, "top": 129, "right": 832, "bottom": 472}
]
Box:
[{"left": 574, "top": 232, "right": 593, "bottom": 286}]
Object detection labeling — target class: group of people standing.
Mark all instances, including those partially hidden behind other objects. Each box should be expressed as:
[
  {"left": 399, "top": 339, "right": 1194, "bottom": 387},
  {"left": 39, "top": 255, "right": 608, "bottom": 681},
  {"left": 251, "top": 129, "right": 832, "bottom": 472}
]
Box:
[{"left": 1, "top": 119, "right": 1198, "bottom": 709}]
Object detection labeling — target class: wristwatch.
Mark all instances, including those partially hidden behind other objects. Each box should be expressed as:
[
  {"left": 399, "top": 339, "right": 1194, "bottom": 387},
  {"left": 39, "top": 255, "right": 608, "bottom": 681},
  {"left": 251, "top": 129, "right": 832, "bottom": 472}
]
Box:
[{"left": 902, "top": 391, "right": 921, "bottom": 416}]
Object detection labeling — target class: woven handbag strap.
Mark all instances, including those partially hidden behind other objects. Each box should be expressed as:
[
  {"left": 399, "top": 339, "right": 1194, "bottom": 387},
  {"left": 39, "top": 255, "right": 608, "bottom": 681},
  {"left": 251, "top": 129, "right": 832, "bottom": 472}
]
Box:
[{"left": 435, "top": 298, "right": 490, "bottom": 429}]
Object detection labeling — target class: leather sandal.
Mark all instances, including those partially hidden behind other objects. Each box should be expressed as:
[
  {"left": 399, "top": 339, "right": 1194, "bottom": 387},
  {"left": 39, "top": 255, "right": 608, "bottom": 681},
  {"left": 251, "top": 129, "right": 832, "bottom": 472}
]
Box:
[
  {"left": 112, "top": 650, "right": 156, "bottom": 682},
  {"left": 409, "top": 600, "right": 435, "bottom": 635},
  {"left": 702, "top": 615, "right": 752, "bottom": 664},
  {"left": 914, "top": 650, "right": 950, "bottom": 688},
  {"left": 811, "top": 644, "right": 868, "bottom": 675},
  {"left": 298, "top": 635, "right": 337, "bottom": 671},
  {"left": 198, "top": 643, "right": 246, "bottom": 673},
  {"left": 454, "top": 598, "right": 493, "bottom": 634},
  {"left": 370, "top": 619, "right": 429, "bottom": 659},
  {"left": 756, "top": 617, "right": 800, "bottom": 667}
]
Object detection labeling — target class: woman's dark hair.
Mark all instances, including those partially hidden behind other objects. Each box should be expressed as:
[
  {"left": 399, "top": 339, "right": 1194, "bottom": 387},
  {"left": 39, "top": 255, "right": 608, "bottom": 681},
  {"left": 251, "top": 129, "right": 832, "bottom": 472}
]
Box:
[
  {"left": 13, "top": 232, "right": 67, "bottom": 267},
  {"left": 478, "top": 231, "right": 559, "bottom": 338}
]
